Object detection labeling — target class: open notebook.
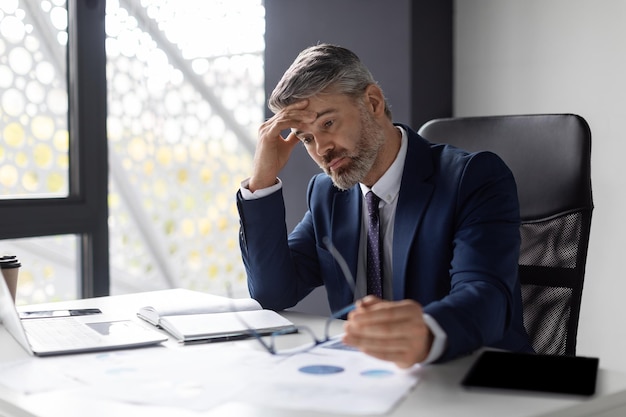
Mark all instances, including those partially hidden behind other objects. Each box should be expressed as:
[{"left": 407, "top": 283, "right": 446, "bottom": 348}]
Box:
[
  {"left": 0, "top": 277, "right": 167, "bottom": 357},
  {"left": 136, "top": 289, "right": 296, "bottom": 343}
]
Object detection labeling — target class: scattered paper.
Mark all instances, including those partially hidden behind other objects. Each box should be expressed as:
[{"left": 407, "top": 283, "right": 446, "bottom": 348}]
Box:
[
  {"left": 0, "top": 341, "right": 419, "bottom": 414},
  {"left": 0, "top": 358, "right": 82, "bottom": 394},
  {"left": 244, "top": 344, "right": 420, "bottom": 415}
]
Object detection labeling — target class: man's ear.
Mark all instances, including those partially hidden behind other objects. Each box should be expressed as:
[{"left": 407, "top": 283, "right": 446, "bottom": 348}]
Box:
[{"left": 363, "top": 84, "right": 386, "bottom": 116}]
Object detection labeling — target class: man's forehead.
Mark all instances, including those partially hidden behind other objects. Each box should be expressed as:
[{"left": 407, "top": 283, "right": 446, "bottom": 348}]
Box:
[
  {"left": 298, "top": 93, "right": 352, "bottom": 115},
  {"left": 291, "top": 108, "right": 338, "bottom": 136},
  {"left": 289, "top": 93, "right": 355, "bottom": 135}
]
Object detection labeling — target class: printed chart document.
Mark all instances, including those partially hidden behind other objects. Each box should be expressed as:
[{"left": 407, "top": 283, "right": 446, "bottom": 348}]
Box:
[
  {"left": 243, "top": 339, "right": 421, "bottom": 415},
  {"left": 0, "top": 339, "right": 418, "bottom": 415},
  {"left": 136, "top": 288, "right": 296, "bottom": 342}
]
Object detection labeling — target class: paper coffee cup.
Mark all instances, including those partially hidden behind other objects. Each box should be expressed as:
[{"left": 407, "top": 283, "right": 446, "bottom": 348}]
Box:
[{"left": 1, "top": 255, "right": 20, "bottom": 302}]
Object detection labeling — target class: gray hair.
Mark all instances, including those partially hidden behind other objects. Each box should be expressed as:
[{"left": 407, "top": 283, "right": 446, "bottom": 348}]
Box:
[{"left": 268, "top": 44, "right": 392, "bottom": 119}]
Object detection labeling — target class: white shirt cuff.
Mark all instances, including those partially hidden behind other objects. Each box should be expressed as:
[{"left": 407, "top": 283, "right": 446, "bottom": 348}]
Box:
[
  {"left": 240, "top": 177, "right": 282, "bottom": 200},
  {"left": 421, "top": 314, "right": 447, "bottom": 364}
]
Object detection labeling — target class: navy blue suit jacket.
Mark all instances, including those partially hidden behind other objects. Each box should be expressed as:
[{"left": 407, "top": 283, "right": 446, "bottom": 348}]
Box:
[{"left": 237, "top": 124, "right": 533, "bottom": 361}]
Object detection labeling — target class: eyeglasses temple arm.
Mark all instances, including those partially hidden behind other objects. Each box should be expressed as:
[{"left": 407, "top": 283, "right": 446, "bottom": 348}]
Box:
[
  {"left": 322, "top": 236, "right": 356, "bottom": 294},
  {"left": 225, "top": 282, "right": 277, "bottom": 354},
  {"left": 324, "top": 303, "right": 356, "bottom": 340},
  {"left": 331, "top": 303, "right": 356, "bottom": 319}
]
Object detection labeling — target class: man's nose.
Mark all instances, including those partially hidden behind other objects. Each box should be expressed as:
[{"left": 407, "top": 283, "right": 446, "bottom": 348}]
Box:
[{"left": 315, "top": 134, "right": 334, "bottom": 156}]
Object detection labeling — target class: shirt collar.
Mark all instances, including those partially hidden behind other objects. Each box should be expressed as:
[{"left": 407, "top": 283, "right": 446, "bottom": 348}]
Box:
[{"left": 359, "top": 126, "right": 408, "bottom": 204}]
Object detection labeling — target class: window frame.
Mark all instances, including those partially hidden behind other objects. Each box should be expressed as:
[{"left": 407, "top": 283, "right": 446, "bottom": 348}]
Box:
[{"left": 0, "top": 0, "right": 109, "bottom": 298}]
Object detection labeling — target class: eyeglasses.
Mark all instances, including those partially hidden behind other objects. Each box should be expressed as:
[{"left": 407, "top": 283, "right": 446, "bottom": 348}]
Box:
[
  {"left": 234, "top": 237, "right": 357, "bottom": 356},
  {"left": 246, "top": 302, "right": 356, "bottom": 355}
]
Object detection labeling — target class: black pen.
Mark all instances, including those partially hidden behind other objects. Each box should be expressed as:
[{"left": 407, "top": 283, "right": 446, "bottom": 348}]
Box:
[{"left": 19, "top": 308, "right": 102, "bottom": 319}]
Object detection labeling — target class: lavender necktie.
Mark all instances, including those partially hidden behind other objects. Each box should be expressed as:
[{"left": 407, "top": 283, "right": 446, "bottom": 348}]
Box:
[{"left": 366, "top": 191, "right": 383, "bottom": 297}]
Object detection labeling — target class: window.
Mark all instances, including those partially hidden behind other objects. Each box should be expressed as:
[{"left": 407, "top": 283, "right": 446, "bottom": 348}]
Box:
[
  {"left": 106, "top": 0, "right": 264, "bottom": 297},
  {"left": 0, "top": 0, "right": 69, "bottom": 199},
  {"left": 0, "top": 0, "right": 261, "bottom": 304},
  {"left": 0, "top": 0, "right": 108, "bottom": 305}
]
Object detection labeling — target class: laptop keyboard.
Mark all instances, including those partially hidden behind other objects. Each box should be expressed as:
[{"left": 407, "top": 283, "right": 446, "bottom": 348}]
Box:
[{"left": 23, "top": 317, "right": 103, "bottom": 349}]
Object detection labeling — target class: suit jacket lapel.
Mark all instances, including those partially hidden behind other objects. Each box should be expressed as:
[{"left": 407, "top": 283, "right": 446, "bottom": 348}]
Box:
[
  {"left": 392, "top": 126, "right": 435, "bottom": 300},
  {"left": 324, "top": 126, "right": 436, "bottom": 302},
  {"left": 330, "top": 187, "right": 361, "bottom": 294}
]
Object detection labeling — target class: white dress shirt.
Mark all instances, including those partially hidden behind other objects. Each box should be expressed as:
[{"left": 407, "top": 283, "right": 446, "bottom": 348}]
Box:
[{"left": 240, "top": 126, "right": 447, "bottom": 363}]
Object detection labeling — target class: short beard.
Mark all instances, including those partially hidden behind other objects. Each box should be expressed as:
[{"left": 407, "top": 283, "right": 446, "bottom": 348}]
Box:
[{"left": 323, "top": 105, "right": 385, "bottom": 190}]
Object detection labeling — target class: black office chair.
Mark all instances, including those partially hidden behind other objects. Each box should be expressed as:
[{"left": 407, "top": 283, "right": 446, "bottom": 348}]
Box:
[{"left": 418, "top": 114, "right": 593, "bottom": 356}]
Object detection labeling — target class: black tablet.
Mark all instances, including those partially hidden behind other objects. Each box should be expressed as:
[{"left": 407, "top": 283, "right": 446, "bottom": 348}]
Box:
[{"left": 461, "top": 350, "right": 599, "bottom": 396}]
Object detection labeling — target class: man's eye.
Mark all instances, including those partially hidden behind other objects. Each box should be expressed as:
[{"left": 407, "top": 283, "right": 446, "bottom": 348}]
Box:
[
  {"left": 323, "top": 120, "right": 334, "bottom": 129},
  {"left": 301, "top": 136, "right": 313, "bottom": 145}
]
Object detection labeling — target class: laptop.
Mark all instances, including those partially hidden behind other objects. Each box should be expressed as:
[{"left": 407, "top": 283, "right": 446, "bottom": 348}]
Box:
[{"left": 0, "top": 276, "right": 168, "bottom": 356}]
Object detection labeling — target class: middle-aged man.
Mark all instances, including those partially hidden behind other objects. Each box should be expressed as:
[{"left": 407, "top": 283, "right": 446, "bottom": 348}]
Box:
[{"left": 236, "top": 43, "right": 533, "bottom": 367}]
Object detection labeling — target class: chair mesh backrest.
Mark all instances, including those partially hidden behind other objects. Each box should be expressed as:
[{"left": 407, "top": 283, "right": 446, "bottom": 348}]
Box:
[
  {"left": 418, "top": 114, "right": 593, "bottom": 356},
  {"left": 519, "top": 210, "right": 587, "bottom": 355}
]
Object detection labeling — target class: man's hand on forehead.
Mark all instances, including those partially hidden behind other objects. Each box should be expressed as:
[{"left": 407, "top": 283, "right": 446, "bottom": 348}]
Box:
[
  {"left": 272, "top": 100, "right": 316, "bottom": 135},
  {"left": 278, "top": 98, "right": 309, "bottom": 114}
]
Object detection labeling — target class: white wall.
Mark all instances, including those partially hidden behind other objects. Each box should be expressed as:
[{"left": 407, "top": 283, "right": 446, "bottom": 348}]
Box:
[{"left": 456, "top": 0, "right": 626, "bottom": 371}]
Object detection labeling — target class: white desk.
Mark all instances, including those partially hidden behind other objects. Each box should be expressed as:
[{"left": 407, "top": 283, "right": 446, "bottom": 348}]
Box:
[{"left": 2, "top": 290, "right": 626, "bottom": 417}]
